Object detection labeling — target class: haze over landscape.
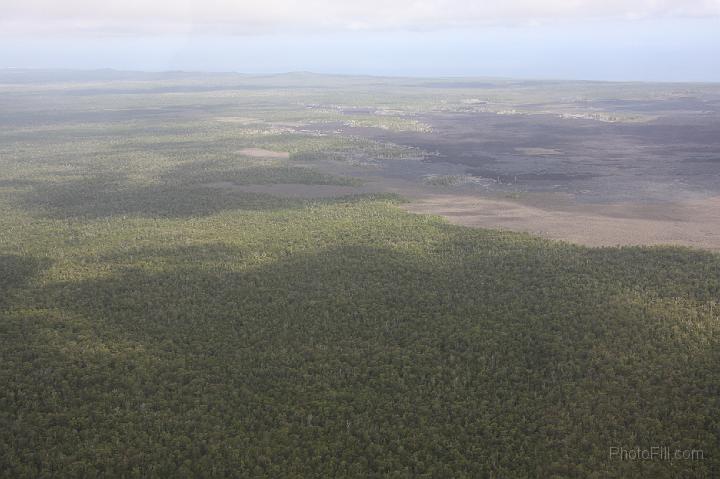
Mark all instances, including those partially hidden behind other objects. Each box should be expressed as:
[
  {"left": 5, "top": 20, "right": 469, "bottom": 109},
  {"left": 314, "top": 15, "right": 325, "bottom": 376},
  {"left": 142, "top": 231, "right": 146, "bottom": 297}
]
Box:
[
  {"left": 2, "top": 0, "right": 720, "bottom": 80},
  {"left": 1, "top": 1, "right": 720, "bottom": 478}
]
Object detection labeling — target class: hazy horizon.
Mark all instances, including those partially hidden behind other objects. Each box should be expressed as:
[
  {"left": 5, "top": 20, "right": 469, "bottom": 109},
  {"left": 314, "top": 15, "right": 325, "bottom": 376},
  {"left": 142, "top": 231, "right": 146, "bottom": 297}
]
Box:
[
  {"left": 5, "top": 67, "right": 720, "bottom": 85},
  {"left": 2, "top": 1, "right": 720, "bottom": 82}
]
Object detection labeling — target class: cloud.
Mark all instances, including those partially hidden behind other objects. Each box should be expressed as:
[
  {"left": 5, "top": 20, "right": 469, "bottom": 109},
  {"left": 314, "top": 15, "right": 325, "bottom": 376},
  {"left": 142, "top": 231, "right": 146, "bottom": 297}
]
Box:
[{"left": 2, "top": 0, "right": 720, "bottom": 35}]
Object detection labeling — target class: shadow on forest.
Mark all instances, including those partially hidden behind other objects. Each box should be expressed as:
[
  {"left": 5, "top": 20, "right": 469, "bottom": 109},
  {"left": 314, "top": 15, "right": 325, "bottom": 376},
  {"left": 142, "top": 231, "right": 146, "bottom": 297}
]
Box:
[
  {"left": 15, "top": 161, "right": 362, "bottom": 219},
  {"left": 18, "top": 174, "right": 291, "bottom": 218},
  {"left": 439, "top": 232, "right": 720, "bottom": 303},
  {"left": 0, "top": 254, "right": 53, "bottom": 310},
  {"left": 5, "top": 238, "right": 719, "bottom": 476},
  {"left": 31, "top": 237, "right": 720, "bottom": 363},
  {"left": 0, "top": 254, "right": 52, "bottom": 292}
]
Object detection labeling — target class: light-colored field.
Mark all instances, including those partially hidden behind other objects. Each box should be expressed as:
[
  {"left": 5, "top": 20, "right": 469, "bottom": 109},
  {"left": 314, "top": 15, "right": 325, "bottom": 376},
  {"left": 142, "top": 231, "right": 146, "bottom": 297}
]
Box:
[
  {"left": 207, "top": 159, "right": 720, "bottom": 251},
  {"left": 402, "top": 193, "right": 720, "bottom": 251},
  {"left": 237, "top": 148, "right": 291, "bottom": 159}
]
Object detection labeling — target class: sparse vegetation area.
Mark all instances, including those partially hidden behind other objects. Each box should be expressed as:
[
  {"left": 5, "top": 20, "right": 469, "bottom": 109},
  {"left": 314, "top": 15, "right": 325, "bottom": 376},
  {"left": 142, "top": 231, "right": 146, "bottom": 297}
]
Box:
[{"left": 1, "top": 72, "right": 719, "bottom": 478}]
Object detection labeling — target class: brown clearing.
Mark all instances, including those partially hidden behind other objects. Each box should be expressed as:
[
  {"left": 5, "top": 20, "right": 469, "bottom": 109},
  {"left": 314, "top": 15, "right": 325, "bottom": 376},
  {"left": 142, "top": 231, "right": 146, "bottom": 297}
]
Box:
[
  {"left": 402, "top": 193, "right": 720, "bottom": 251},
  {"left": 208, "top": 169, "right": 720, "bottom": 251},
  {"left": 237, "top": 148, "right": 291, "bottom": 159}
]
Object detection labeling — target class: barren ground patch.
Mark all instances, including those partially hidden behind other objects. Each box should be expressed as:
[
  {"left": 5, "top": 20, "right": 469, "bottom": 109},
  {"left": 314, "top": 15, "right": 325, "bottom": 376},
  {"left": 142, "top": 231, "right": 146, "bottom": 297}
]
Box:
[
  {"left": 402, "top": 193, "right": 720, "bottom": 251},
  {"left": 237, "top": 148, "right": 291, "bottom": 159}
]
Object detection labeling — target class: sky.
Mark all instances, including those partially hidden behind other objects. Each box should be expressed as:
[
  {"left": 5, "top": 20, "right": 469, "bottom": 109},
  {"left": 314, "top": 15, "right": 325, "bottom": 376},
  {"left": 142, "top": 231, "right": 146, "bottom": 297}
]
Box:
[{"left": 1, "top": 0, "right": 720, "bottom": 81}]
